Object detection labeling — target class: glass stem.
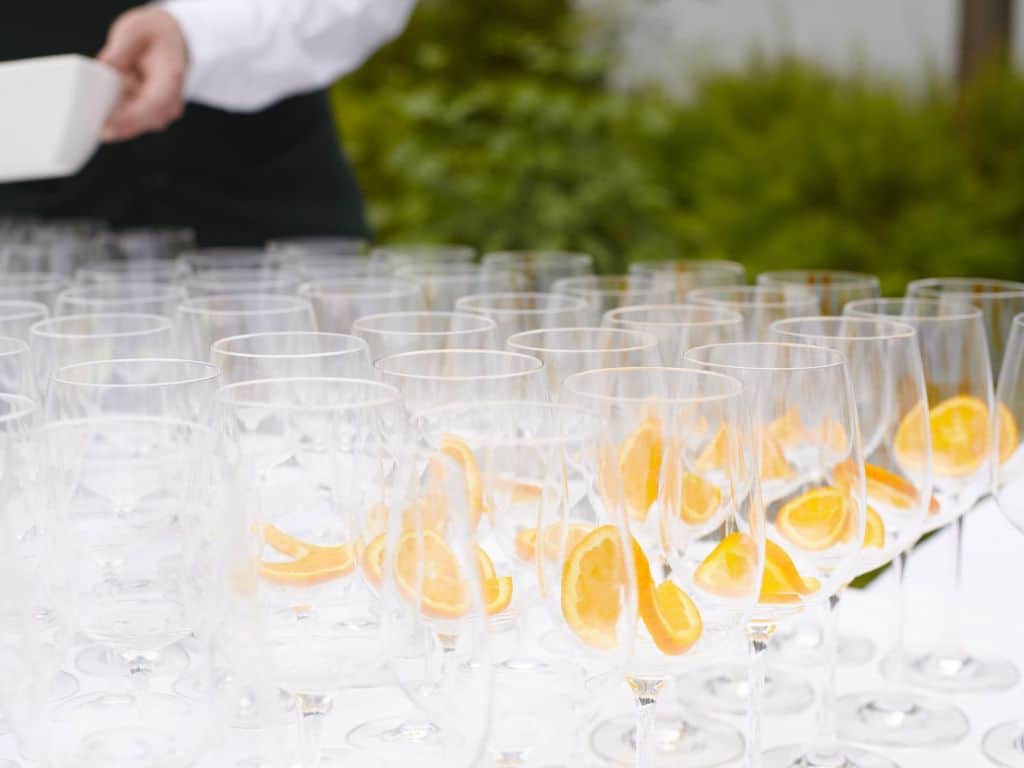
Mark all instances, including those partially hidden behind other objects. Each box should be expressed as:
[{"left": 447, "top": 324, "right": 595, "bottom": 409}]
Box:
[
  {"left": 746, "top": 624, "right": 773, "bottom": 768},
  {"left": 629, "top": 677, "right": 664, "bottom": 768},
  {"left": 295, "top": 693, "right": 332, "bottom": 768},
  {"left": 891, "top": 550, "right": 909, "bottom": 684},
  {"left": 812, "top": 593, "right": 841, "bottom": 758},
  {"left": 939, "top": 515, "right": 967, "bottom": 659}
]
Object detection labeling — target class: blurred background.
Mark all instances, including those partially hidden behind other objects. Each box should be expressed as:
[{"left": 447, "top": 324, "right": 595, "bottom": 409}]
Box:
[{"left": 331, "top": 0, "right": 1024, "bottom": 293}]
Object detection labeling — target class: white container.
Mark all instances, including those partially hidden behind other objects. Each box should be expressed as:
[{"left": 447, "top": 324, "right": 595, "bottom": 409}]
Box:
[{"left": 0, "top": 54, "right": 121, "bottom": 184}]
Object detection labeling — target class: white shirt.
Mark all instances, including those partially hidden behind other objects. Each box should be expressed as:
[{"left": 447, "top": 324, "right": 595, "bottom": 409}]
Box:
[{"left": 160, "top": 0, "right": 416, "bottom": 112}]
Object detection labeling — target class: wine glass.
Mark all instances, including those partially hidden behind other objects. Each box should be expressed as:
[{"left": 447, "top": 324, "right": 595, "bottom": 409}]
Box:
[
  {"left": 299, "top": 277, "right": 424, "bottom": 332},
  {"left": 682, "top": 342, "right": 870, "bottom": 768},
  {"left": 211, "top": 331, "right": 373, "bottom": 384},
  {"left": 986, "top": 311, "right": 1024, "bottom": 767},
  {"left": 34, "top": 415, "right": 223, "bottom": 768},
  {"left": 687, "top": 286, "right": 820, "bottom": 341},
  {"left": 352, "top": 311, "right": 498, "bottom": 361},
  {"left": 481, "top": 251, "right": 594, "bottom": 291},
  {"left": 289, "top": 255, "right": 380, "bottom": 281},
  {"left": 0, "top": 300, "right": 48, "bottom": 342},
  {"left": 30, "top": 314, "right": 175, "bottom": 402},
  {"left": 176, "top": 294, "right": 316, "bottom": 361},
  {"left": 772, "top": 317, "right": 968, "bottom": 750},
  {"left": 93, "top": 227, "right": 195, "bottom": 261},
  {"left": 178, "top": 247, "right": 275, "bottom": 275},
  {"left": 55, "top": 283, "right": 186, "bottom": 318},
  {"left": 551, "top": 275, "right": 674, "bottom": 324},
  {"left": 561, "top": 366, "right": 765, "bottom": 768},
  {"left": 454, "top": 292, "right": 589, "bottom": 344},
  {"left": 0, "top": 338, "right": 34, "bottom": 398},
  {"left": 845, "top": 298, "right": 1016, "bottom": 692},
  {"left": 757, "top": 270, "right": 881, "bottom": 316},
  {"left": 265, "top": 236, "right": 368, "bottom": 262},
  {"left": 629, "top": 259, "right": 747, "bottom": 302},
  {"left": 413, "top": 400, "right": 617, "bottom": 766},
  {"left": 506, "top": 327, "right": 661, "bottom": 393},
  {"left": 602, "top": 304, "right": 743, "bottom": 365},
  {"left": 184, "top": 269, "right": 303, "bottom": 298},
  {"left": 375, "top": 349, "right": 549, "bottom": 413},
  {"left": 76, "top": 259, "right": 183, "bottom": 286},
  {"left": 217, "top": 376, "right": 406, "bottom": 768},
  {"left": 369, "top": 244, "right": 477, "bottom": 274},
  {"left": 0, "top": 273, "right": 70, "bottom": 310},
  {"left": 395, "top": 263, "right": 520, "bottom": 312}
]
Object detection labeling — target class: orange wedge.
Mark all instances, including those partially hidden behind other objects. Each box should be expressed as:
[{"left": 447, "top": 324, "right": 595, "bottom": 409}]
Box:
[
  {"left": 896, "top": 396, "right": 990, "bottom": 478},
  {"left": 485, "top": 576, "right": 514, "bottom": 615},
  {"left": 631, "top": 539, "right": 702, "bottom": 655},
  {"left": 999, "top": 402, "right": 1019, "bottom": 464},
  {"left": 260, "top": 524, "right": 356, "bottom": 586},
  {"left": 776, "top": 486, "right": 853, "bottom": 551},
  {"left": 693, "top": 531, "right": 758, "bottom": 598},
  {"left": 362, "top": 532, "right": 387, "bottom": 585},
  {"left": 695, "top": 425, "right": 729, "bottom": 473},
  {"left": 760, "top": 434, "right": 796, "bottom": 481},
  {"left": 768, "top": 408, "right": 810, "bottom": 447},
  {"left": 619, "top": 416, "right": 663, "bottom": 522},
  {"left": 491, "top": 476, "right": 544, "bottom": 504},
  {"left": 761, "top": 540, "right": 819, "bottom": 604},
  {"left": 441, "top": 435, "right": 485, "bottom": 526},
  {"left": 863, "top": 506, "right": 885, "bottom": 549},
  {"left": 394, "top": 529, "right": 475, "bottom": 619},
  {"left": 515, "top": 523, "right": 593, "bottom": 563},
  {"left": 561, "top": 525, "right": 628, "bottom": 649},
  {"left": 834, "top": 460, "right": 940, "bottom": 516},
  {"left": 676, "top": 473, "right": 722, "bottom": 524}
]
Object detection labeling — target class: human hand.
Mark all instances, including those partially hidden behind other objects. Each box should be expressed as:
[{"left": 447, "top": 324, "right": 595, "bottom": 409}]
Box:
[{"left": 97, "top": 6, "right": 189, "bottom": 142}]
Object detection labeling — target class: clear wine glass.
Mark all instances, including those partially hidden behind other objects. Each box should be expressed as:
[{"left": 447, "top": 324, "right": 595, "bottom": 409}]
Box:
[
  {"left": 481, "top": 251, "right": 594, "bottom": 291},
  {"left": 184, "top": 269, "right": 303, "bottom": 298},
  {"left": 687, "top": 286, "right": 820, "bottom": 341},
  {"left": 845, "top": 298, "right": 1016, "bottom": 692},
  {"left": 30, "top": 314, "right": 175, "bottom": 402},
  {"left": 0, "top": 300, "right": 48, "bottom": 342},
  {"left": 395, "top": 263, "right": 520, "bottom": 312},
  {"left": 375, "top": 349, "right": 549, "bottom": 414},
  {"left": 176, "top": 294, "right": 316, "bottom": 361},
  {"left": 265, "top": 236, "right": 368, "bottom": 263},
  {"left": 454, "top": 292, "right": 589, "bottom": 345},
  {"left": 985, "top": 311, "right": 1024, "bottom": 767},
  {"left": 211, "top": 331, "right": 373, "bottom": 384},
  {"left": 55, "top": 283, "right": 186, "bottom": 318},
  {"left": 352, "top": 311, "right": 497, "bottom": 361},
  {"left": 76, "top": 259, "right": 183, "bottom": 286},
  {"left": 562, "top": 366, "right": 765, "bottom": 768},
  {"left": 602, "top": 304, "right": 744, "bottom": 365},
  {"left": 506, "top": 327, "right": 661, "bottom": 393},
  {"left": 0, "top": 338, "right": 34, "bottom": 398},
  {"left": 299, "top": 277, "right": 424, "bottom": 333},
  {"left": 290, "top": 255, "right": 380, "bottom": 282},
  {"left": 551, "top": 275, "right": 675, "bottom": 325},
  {"left": 217, "top": 376, "right": 407, "bottom": 768},
  {"left": 96, "top": 227, "right": 195, "bottom": 261},
  {"left": 629, "top": 259, "right": 747, "bottom": 302},
  {"left": 178, "top": 247, "right": 275, "bottom": 275},
  {"left": 757, "top": 270, "right": 881, "bottom": 316},
  {"left": 683, "top": 342, "right": 870, "bottom": 768},
  {"left": 0, "top": 273, "right": 70, "bottom": 310},
  {"left": 369, "top": 244, "right": 477, "bottom": 274}
]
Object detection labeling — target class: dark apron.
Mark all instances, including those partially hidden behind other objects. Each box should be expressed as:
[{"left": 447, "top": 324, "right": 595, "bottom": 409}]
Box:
[{"left": 0, "top": 0, "right": 370, "bottom": 246}]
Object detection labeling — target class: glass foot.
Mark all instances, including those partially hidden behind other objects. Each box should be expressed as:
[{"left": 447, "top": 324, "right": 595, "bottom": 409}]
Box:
[
  {"left": 74, "top": 642, "right": 190, "bottom": 679},
  {"left": 984, "top": 721, "right": 1024, "bottom": 767},
  {"left": 675, "top": 664, "right": 814, "bottom": 716},
  {"left": 771, "top": 625, "right": 875, "bottom": 666},
  {"left": 590, "top": 712, "right": 743, "bottom": 767},
  {"left": 880, "top": 648, "right": 1020, "bottom": 693},
  {"left": 836, "top": 691, "right": 969, "bottom": 748},
  {"left": 763, "top": 742, "right": 899, "bottom": 768}
]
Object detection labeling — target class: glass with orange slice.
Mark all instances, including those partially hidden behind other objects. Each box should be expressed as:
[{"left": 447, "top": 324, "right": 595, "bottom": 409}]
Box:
[
  {"left": 687, "top": 285, "right": 820, "bottom": 341},
  {"left": 561, "top": 366, "right": 765, "bottom": 768},
  {"left": 413, "top": 400, "right": 620, "bottom": 767},
  {"left": 602, "top": 304, "right": 744, "bottom": 366},
  {"left": 217, "top": 377, "right": 409, "bottom": 768},
  {"left": 683, "top": 342, "right": 874, "bottom": 768},
  {"left": 986, "top": 311, "right": 1024, "bottom": 767},
  {"left": 771, "top": 317, "right": 972, "bottom": 752},
  {"left": 757, "top": 270, "right": 881, "bottom": 316},
  {"left": 846, "top": 297, "right": 1020, "bottom": 695}
]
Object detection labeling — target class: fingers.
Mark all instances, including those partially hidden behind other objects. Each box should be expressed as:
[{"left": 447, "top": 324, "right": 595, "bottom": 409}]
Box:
[
  {"left": 97, "top": 10, "right": 150, "bottom": 74},
  {"left": 101, "top": 56, "right": 185, "bottom": 141}
]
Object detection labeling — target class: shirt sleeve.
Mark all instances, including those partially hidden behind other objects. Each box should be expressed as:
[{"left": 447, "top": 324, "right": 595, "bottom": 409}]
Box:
[{"left": 159, "top": 0, "right": 416, "bottom": 112}]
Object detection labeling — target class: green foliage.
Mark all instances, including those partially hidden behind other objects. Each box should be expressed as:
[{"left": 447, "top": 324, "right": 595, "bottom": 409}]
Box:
[{"left": 333, "top": 1, "right": 1024, "bottom": 288}]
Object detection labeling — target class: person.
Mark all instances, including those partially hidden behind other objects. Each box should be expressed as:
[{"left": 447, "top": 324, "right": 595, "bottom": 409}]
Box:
[{"left": 0, "top": 0, "right": 416, "bottom": 245}]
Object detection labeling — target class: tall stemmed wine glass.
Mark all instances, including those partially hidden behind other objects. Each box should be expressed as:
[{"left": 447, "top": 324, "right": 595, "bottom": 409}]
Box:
[
  {"left": 76, "top": 260, "right": 182, "bottom": 286},
  {"left": 563, "top": 366, "right": 765, "bottom": 768},
  {"left": 481, "top": 251, "right": 594, "bottom": 292},
  {"left": 55, "top": 283, "right": 185, "bottom": 318},
  {"left": 602, "top": 304, "right": 743, "bottom": 365},
  {"left": 687, "top": 286, "right": 820, "bottom": 341},
  {"left": 369, "top": 244, "right": 476, "bottom": 274},
  {"left": 757, "top": 270, "right": 881, "bottom": 316},
  {"left": 184, "top": 269, "right": 303, "bottom": 298},
  {"left": 629, "top": 259, "right": 746, "bottom": 302},
  {"left": 211, "top": 331, "right": 373, "bottom": 384},
  {"left": 395, "top": 263, "right": 519, "bottom": 312},
  {"left": 683, "top": 343, "right": 870, "bottom": 768},
  {"left": 552, "top": 276, "right": 674, "bottom": 325},
  {"left": 176, "top": 295, "right": 316, "bottom": 361},
  {"left": 299, "top": 277, "right": 423, "bottom": 332},
  {"left": 352, "top": 312, "right": 497, "bottom": 361},
  {"left": 455, "top": 293, "right": 589, "bottom": 345}
]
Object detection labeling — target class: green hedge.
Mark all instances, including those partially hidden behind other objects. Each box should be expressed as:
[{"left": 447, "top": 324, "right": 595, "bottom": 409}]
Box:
[{"left": 332, "top": 1, "right": 1024, "bottom": 292}]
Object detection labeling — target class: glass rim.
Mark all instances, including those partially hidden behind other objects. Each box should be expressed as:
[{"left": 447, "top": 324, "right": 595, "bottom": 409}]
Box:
[
  {"left": 374, "top": 348, "right": 544, "bottom": 382},
  {"left": 553, "top": 274, "right": 667, "bottom": 295},
  {"left": 0, "top": 272, "right": 69, "bottom": 286},
  {"left": 908, "top": 276, "right": 1024, "bottom": 298},
  {"left": 298, "top": 277, "right": 422, "bottom": 299},
  {"left": 630, "top": 258, "right": 746, "bottom": 274},
  {"left": 482, "top": 250, "right": 593, "bottom": 265},
  {"left": 602, "top": 303, "right": 744, "bottom": 328},
  {"left": 351, "top": 311, "right": 497, "bottom": 337},
  {"left": 455, "top": 292, "right": 589, "bottom": 315},
  {"left": 395, "top": 263, "right": 499, "bottom": 279},
  {"left": 771, "top": 316, "right": 917, "bottom": 342},
  {"left": 52, "top": 358, "right": 220, "bottom": 388},
  {"left": 0, "top": 299, "right": 48, "bottom": 320},
  {"left": 78, "top": 259, "right": 181, "bottom": 275},
  {"left": 688, "top": 285, "right": 819, "bottom": 308},
  {"left": 415, "top": 399, "right": 604, "bottom": 447},
  {"left": 37, "top": 414, "right": 215, "bottom": 437},
  {"left": 758, "top": 269, "right": 882, "bottom": 291},
  {"left": 844, "top": 297, "right": 983, "bottom": 323},
  {"left": 371, "top": 243, "right": 476, "bottom": 257},
  {"left": 217, "top": 376, "right": 402, "bottom": 411},
  {"left": 506, "top": 326, "right": 659, "bottom": 355},
  {"left": 683, "top": 341, "right": 846, "bottom": 372},
  {"left": 0, "top": 337, "right": 29, "bottom": 356},
  {"left": 0, "top": 392, "right": 35, "bottom": 422},
  {"left": 211, "top": 331, "right": 369, "bottom": 360},
  {"left": 561, "top": 366, "right": 744, "bottom": 405},
  {"left": 177, "top": 294, "right": 314, "bottom": 317},
  {"left": 30, "top": 313, "right": 173, "bottom": 339},
  {"left": 58, "top": 283, "right": 185, "bottom": 300}
]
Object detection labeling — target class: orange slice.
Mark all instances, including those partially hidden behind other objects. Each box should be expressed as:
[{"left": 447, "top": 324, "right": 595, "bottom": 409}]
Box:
[
  {"left": 631, "top": 540, "right": 702, "bottom": 655},
  {"left": 693, "top": 531, "right": 758, "bottom": 598},
  {"left": 695, "top": 425, "right": 729, "bottom": 473},
  {"left": 619, "top": 416, "right": 663, "bottom": 521},
  {"left": 394, "top": 529, "right": 475, "bottom": 619},
  {"left": 362, "top": 532, "right": 387, "bottom": 585},
  {"left": 485, "top": 575, "right": 514, "bottom": 615},
  {"left": 441, "top": 435, "right": 485, "bottom": 526},
  {"left": 561, "top": 525, "right": 627, "bottom": 649},
  {"left": 515, "top": 523, "right": 593, "bottom": 563},
  {"left": 761, "top": 540, "right": 819, "bottom": 604},
  {"left": 768, "top": 408, "right": 810, "bottom": 447},
  {"left": 260, "top": 524, "right": 355, "bottom": 586},
  {"left": 834, "top": 460, "right": 940, "bottom": 515},
  {"left": 776, "top": 486, "right": 853, "bottom": 551},
  {"left": 896, "top": 396, "right": 990, "bottom": 478},
  {"left": 676, "top": 473, "right": 722, "bottom": 524},
  {"left": 490, "top": 476, "right": 544, "bottom": 504},
  {"left": 999, "top": 402, "right": 1019, "bottom": 465},
  {"left": 760, "top": 434, "right": 796, "bottom": 481},
  {"left": 863, "top": 506, "right": 885, "bottom": 549}
]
